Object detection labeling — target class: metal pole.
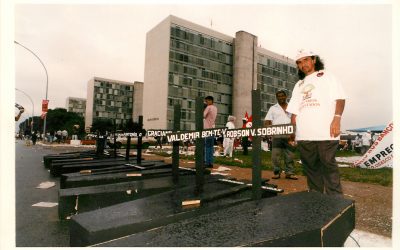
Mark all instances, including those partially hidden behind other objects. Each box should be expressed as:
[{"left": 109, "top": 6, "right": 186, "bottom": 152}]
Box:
[
  {"left": 125, "top": 136, "right": 131, "bottom": 161},
  {"left": 252, "top": 89, "right": 262, "bottom": 200},
  {"left": 14, "top": 41, "right": 49, "bottom": 137},
  {"left": 15, "top": 88, "right": 34, "bottom": 132},
  {"left": 113, "top": 119, "right": 117, "bottom": 158},
  {"left": 137, "top": 116, "right": 143, "bottom": 165},
  {"left": 172, "top": 105, "right": 181, "bottom": 184},
  {"left": 195, "top": 97, "right": 204, "bottom": 195}
]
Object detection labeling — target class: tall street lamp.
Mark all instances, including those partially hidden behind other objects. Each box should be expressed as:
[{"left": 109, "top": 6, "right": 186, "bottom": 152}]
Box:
[
  {"left": 14, "top": 40, "right": 49, "bottom": 137},
  {"left": 15, "top": 88, "right": 34, "bottom": 131}
]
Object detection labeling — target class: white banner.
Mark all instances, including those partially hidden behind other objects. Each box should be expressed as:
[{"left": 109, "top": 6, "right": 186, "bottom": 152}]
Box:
[
  {"left": 353, "top": 122, "right": 393, "bottom": 169},
  {"left": 165, "top": 125, "right": 294, "bottom": 143}
]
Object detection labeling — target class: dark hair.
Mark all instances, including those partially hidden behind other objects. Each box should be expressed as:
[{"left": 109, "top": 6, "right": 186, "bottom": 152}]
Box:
[
  {"left": 205, "top": 96, "right": 214, "bottom": 102},
  {"left": 297, "top": 56, "right": 325, "bottom": 80},
  {"left": 275, "top": 90, "right": 287, "bottom": 97}
]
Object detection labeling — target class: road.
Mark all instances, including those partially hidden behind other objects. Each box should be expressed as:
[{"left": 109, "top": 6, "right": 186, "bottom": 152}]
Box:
[{"left": 15, "top": 140, "right": 70, "bottom": 247}]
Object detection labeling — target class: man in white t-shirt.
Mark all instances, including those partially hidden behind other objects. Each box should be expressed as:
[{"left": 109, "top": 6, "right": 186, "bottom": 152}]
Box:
[
  {"left": 287, "top": 49, "right": 347, "bottom": 196},
  {"left": 265, "top": 90, "right": 297, "bottom": 180}
]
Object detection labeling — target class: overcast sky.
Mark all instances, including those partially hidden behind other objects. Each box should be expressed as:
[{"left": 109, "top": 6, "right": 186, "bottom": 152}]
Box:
[{"left": 14, "top": 2, "right": 393, "bottom": 130}]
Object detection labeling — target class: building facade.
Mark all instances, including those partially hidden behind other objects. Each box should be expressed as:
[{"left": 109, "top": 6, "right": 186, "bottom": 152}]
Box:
[
  {"left": 66, "top": 97, "right": 86, "bottom": 117},
  {"left": 85, "top": 77, "right": 144, "bottom": 130},
  {"left": 256, "top": 48, "right": 299, "bottom": 120},
  {"left": 143, "top": 15, "right": 298, "bottom": 130}
]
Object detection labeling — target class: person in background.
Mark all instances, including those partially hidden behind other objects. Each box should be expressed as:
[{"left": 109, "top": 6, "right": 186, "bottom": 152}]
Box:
[
  {"left": 155, "top": 136, "right": 163, "bottom": 149},
  {"left": 56, "top": 130, "right": 62, "bottom": 143},
  {"left": 216, "top": 135, "right": 224, "bottom": 155},
  {"left": 241, "top": 118, "right": 249, "bottom": 155},
  {"left": 24, "top": 128, "right": 31, "bottom": 146},
  {"left": 361, "top": 130, "right": 372, "bottom": 154},
  {"left": 265, "top": 90, "right": 297, "bottom": 180},
  {"left": 62, "top": 129, "right": 68, "bottom": 143},
  {"left": 49, "top": 131, "right": 55, "bottom": 144},
  {"left": 223, "top": 115, "right": 236, "bottom": 158},
  {"left": 72, "top": 125, "right": 80, "bottom": 140},
  {"left": 372, "top": 132, "right": 379, "bottom": 144},
  {"left": 203, "top": 96, "right": 218, "bottom": 168},
  {"left": 31, "top": 131, "right": 38, "bottom": 145},
  {"left": 287, "top": 49, "right": 347, "bottom": 196},
  {"left": 354, "top": 134, "right": 362, "bottom": 153},
  {"left": 346, "top": 134, "right": 353, "bottom": 151}
]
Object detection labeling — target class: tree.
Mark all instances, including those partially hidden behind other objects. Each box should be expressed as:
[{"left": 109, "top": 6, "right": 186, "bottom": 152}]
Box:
[
  {"left": 45, "top": 108, "right": 85, "bottom": 136},
  {"left": 91, "top": 118, "right": 114, "bottom": 134}
]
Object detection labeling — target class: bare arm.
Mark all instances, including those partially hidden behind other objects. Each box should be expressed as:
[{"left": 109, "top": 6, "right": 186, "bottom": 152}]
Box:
[
  {"left": 290, "top": 114, "right": 296, "bottom": 126},
  {"left": 330, "top": 99, "right": 345, "bottom": 138}
]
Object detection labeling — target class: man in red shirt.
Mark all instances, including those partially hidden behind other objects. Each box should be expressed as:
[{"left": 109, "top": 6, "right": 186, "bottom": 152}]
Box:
[{"left": 203, "top": 96, "right": 217, "bottom": 168}]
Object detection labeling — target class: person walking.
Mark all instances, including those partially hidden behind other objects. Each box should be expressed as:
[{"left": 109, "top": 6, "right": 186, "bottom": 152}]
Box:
[
  {"left": 265, "top": 90, "right": 297, "bottom": 180},
  {"left": 155, "top": 136, "right": 163, "bottom": 149},
  {"left": 203, "top": 96, "right": 218, "bottom": 168},
  {"left": 31, "top": 131, "right": 38, "bottom": 145},
  {"left": 62, "top": 129, "right": 68, "bottom": 143},
  {"left": 287, "top": 49, "right": 347, "bottom": 196},
  {"left": 24, "top": 128, "right": 31, "bottom": 146},
  {"left": 56, "top": 130, "right": 62, "bottom": 143},
  {"left": 223, "top": 115, "right": 236, "bottom": 158},
  {"left": 49, "top": 131, "right": 55, "bottom": 143}
]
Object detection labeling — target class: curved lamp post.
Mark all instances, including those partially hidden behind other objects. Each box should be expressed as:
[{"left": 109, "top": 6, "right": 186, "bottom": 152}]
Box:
[
  {"left": 15, "top": 88, "right": 34, "bottom": 131},
  {"left": 14, "top": 40, "right": 49, "bottom": 137}
]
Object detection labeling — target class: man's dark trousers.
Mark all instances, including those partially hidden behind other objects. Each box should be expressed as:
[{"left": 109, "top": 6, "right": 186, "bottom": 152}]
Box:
[{"left": 297, "top": 140, "right": 343, "bottom": 196}]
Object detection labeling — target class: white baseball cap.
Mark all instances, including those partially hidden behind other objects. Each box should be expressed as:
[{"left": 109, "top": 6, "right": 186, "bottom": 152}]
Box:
[{"left": 295, "top": 49, "right": 316, "bottom": 61}]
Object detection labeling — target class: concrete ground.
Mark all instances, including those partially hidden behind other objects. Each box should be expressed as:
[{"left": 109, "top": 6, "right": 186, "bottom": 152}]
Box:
[
  {"left": 344, "top": 229, "right": 392, "bottom": 247},
  {"left": 15, "top": 140, "right": 69, "bottom": 246},
  {"left": 14, "top": 140, "right": 392, "bottom": 247}
]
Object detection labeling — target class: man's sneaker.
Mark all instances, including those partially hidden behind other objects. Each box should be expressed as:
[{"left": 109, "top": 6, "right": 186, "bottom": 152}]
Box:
[
  {"left": 271, "top": 173, "right": 280, "bottom": 179},
  {"left": 285, "top": 174, "right": 298, "bottom": 180}
]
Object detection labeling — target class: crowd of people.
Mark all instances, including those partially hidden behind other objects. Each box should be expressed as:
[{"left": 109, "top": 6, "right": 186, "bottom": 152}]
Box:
[
  {"left": 341, "top": 131, "right": 376, "bottom": 154},
  {"left": 16, "top": 129, "right": 71, "bottom": 145}
]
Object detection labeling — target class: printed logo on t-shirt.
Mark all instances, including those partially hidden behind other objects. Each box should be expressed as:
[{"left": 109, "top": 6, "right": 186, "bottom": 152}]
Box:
[
  {"left": 301, "top": 84, "right": 315, "bottom": 100},
  {"left": 300, "top": 98, "right": 320, "bottom": 111},
  {"left": 317, "top": 72, "right": 324, "bottom": 77}
]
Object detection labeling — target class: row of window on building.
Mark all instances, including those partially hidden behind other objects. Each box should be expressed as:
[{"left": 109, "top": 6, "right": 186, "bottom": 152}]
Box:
[
  {"left": 169, "top": 49, "right": 233, "bottom": 75},
  {"left": 170, "top": 25, "right": 233, "bottom": 54},
  {"left": 94, "top": 80, "right": 134, "bottom": 91},
  {"left": 258, "top": 55, "right": 297, "bottom": 74},
  {"left": 169, "top": 61, "right": 233, "bottom": 84},
  {"left": 95, "top": 111, "right": 132, "bottom": 120}
]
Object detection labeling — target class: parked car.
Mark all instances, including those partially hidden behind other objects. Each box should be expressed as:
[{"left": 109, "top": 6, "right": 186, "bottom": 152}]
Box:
[{"left": 107, "top": 134, "right": 156, "bottom": 149}]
